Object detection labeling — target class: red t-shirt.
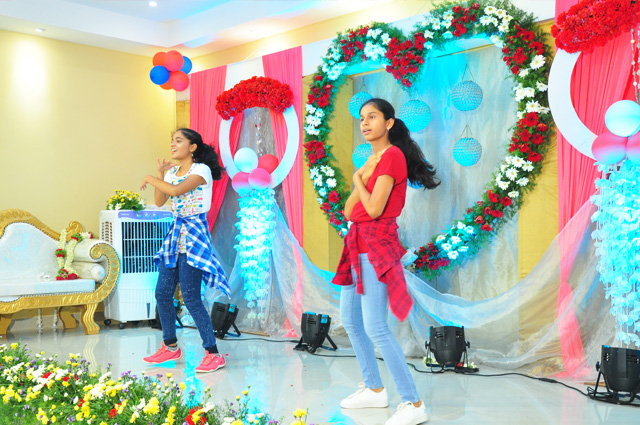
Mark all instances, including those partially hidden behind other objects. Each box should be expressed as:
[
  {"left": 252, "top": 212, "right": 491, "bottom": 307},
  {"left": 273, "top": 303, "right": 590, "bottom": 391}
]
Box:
[{"left": 350, "top": 145, "right": 408, "bottom": 252}]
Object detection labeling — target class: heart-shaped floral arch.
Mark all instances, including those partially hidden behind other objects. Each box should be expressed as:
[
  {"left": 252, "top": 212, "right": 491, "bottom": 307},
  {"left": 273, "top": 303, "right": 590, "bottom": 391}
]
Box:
[{"left": 303, "top": 1, "right": 553, "bottom": 279}]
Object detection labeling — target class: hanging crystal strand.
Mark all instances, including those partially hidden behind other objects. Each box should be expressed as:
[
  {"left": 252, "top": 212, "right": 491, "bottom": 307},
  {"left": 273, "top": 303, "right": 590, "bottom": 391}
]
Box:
[
  {"left": 634, "top": 25, "right": 640, "bottom": 103},
  {"left": 255, "top": 112, "right": 264, "bottom": 155}
]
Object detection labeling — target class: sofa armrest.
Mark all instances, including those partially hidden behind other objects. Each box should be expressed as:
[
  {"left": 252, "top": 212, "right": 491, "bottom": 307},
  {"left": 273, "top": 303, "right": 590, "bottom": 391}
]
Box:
[{"left": 74, "top": 239, "right": 109, "bottom": 262}]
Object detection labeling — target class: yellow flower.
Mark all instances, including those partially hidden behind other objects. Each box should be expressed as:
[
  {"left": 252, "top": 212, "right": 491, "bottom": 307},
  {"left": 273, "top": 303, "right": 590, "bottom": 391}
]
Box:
[
  {"left": 180, "top": 382, "right": 186, "bottom": 390},
  {"left": 143, "top": 397, "right": 160, "bottom": 415},
  {"left": 51, "top": 416, "right": 57, "bottom": 423},
  {"left": 166, "top": 373, "right": 172, "bottom": 378},
  {"left": 9, "top": 343, "right": 17, "bottom": 349},
  {"left": 100, "top": 422, "right": 108, "bottom": 425},
  {"left": 242, "top": 390, "right": 249, "bottom": 396},
  {"left": 236, "top": 395, "right": 240, "bottom": 401},
  {"left": 231, "top": 421, "right": 243, "bottom": 425},
  {"left": 130, "top": 411, "right": 140, "bottom": 423},
  {"left": 76, "top": 412, "right": 83, "bottom": 421},
  {"left": 293, "top": 409, "right": 307, "bottom": 418},
  {"left": 167, "top": 405, "right": 176, "bottom": 425}
]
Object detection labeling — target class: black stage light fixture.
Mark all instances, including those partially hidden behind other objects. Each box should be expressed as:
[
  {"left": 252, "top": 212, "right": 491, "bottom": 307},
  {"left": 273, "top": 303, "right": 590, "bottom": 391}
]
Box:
[
  {"left": 294, "top": 312, "right": 337, "bottom": 353},
  {"left": 425, "top": 326, "right": 470, "bottom": 369},
  {"left": 589, "top": 345, "right": 640, "bottom": 404},
  {"left": 210, "top": 302, "right": 241, "bottom": 339}
]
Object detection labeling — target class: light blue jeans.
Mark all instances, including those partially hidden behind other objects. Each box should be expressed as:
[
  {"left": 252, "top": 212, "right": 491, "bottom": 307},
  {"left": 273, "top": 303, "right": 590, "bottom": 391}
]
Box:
[
  {"left": 340, "top": 254, "right": 420, "bottom": 403},
  {"left": 156, "top": 254, "right": 217, "bottom": 352}
]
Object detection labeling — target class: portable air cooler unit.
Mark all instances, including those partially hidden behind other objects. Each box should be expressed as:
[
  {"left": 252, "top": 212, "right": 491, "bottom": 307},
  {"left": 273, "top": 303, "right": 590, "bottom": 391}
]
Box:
[{"left": 100, "top": 209, "right": 173, "bottom": 324}]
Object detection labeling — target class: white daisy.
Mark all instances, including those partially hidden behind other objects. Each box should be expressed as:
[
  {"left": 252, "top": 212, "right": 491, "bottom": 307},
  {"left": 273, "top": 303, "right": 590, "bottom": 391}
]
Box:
[
  {"left": 501, "top": 164, "right": 508, "bottom": 173},
  {"left": 316, "top": 198, "right": 324, "bottom": 205},
  {"left": 318, "top": 188, "right": 327, "bottom": 197},
  {"left": 323, "top": 167, "right": 335, "bottom": 177},
  {"left": 305, "top": 104, "right": 316, "bottom": 114},
  {"left": 381, "top": 33, "right": 391, "bottom": 45},
  {"left": 443, "top": 11, "right": 453, "bottom": 20},
  {"left": 519, "top": 68, "right": 530, "bottom": 78},
  {"left": 313, "top": 176, "right": 323, "bottom": 187},
  {"left": 447, "top": 250, "right": 459, "bottom": 260},
  {"left": 457, "top": 221, "right": 466, "bottom": 230},
  {"left": 525, "top": 101, "right": 543, "bottom": 113},
  {"left": 523, "top": 87, "right": 535, "bottom": 98},
  {"left": 459, "top": 245, "right": 469, "bottom": 252},
  {"left": 485, "top": 6, "right": 497, "bottom": 15},
  {"left": 326, "top": 178, "right": 337, "bottom": 188},
  {"left": 536, "top": 81, "right": 548, "bottom": 92},
  {"left": 530, "top": 55, "right": 546, "bottom": 70},
  {"left": 309, "top": 167, "right": 320, "bottom": 179},
  {"left": 505, "top": 168, "right": 518, "bottom": 181},
  {"left": 432, "top": 22, "right": 441, "bottom": 30},
  {"left": 316, "top": 109, "right": 325, "bottom": 118},
  {"left": 516, "top": 177, "right": 530, "bottom": 187},
  {"left": 512, "top": 157, "right": 526, "bottom": 168},
  {"left": 479, "top": 16, "right": 491, "bottom": 25},
  {"left": 489, "top": 17, "right": 499, "bottom": 26},
  {"left": 436, "top": 235, "right": 446, "bottom": 243},
  {"left": 465, "top": 226, "right": 474, "bottom": 234},
  {"left": 423, "top": 30, "right": 434, "bottom": 39},
  {"left": 498, "top": 23, "right": 510, "bottom": 32},
  {"left": 517, "top": 110, "right": 525, "bottom": 120},
  {"left": 508, "top": 190, "right": 520, "bottom": 198},
  {"left": 498, "top": 181, "right": 510, "bottom": 190},
  {"left": 495, "top": 9, "right": 507, "bottom": 18},
  {"left": 441, "top": 243, "right": 452, "bottom": 251},
  {"left": 502, "top": 15, "right": 513, "bottom": 23},
  {"left": 451, "top": 236, "right": 461, "bottom": 245},
  {"left": 522, "top": 161, "right": 534, "bottom": 172},
  {"left": 495, "top": 173, "right": 504, "bottom": 184}
]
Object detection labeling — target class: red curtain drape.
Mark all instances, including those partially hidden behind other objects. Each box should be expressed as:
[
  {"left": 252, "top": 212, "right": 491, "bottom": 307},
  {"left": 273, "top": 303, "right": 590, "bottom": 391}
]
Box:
[
  {"left": 555, "top": 0, "right": 634, "bottom": 376},
  {"left": 262, "top": 47, "right": 304, "bottom": 246},
  {"left": 190, "top": 65, "right": 243, "bottom": 229}
]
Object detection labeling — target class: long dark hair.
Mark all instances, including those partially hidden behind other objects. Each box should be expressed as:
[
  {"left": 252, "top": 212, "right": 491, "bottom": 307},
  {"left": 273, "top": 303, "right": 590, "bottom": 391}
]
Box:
[
  {"left": 175, "top": 128, "right": 224, "bottom": 180},
  {"left": 360, "top": 98, "right": 440, "bottom": 189}
]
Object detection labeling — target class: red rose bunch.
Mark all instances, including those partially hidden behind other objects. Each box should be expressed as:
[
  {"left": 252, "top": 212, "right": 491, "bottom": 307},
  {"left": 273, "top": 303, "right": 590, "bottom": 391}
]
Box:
[
  {"left": 303, "top": 140, "right": 326, "bottom": 166},
  {"left": 216, "top": 76, "right": 293, "bottom": 120}
]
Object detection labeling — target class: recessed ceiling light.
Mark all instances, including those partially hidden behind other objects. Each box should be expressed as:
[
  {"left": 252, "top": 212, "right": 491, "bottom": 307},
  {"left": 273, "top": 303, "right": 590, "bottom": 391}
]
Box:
[
  {"left": 149, "top": 1, "right": 157, "bottom": 6},
  {"left": 35, "top": 28, "right": 45, "bottom": 33}
]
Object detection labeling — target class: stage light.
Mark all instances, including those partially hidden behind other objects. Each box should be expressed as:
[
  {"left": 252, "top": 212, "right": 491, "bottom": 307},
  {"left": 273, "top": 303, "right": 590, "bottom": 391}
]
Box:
[
  {"left": 294, "top": 312, "right": 337, "bottom": 353},
  {"left": 590, "top": 345, "right": 640, "bottom": 404},
  {"left": 210, "top": 302, "right": 241, "bottom": 339},
  {"left": 425, "top": 326, "right": 470, "bottom": 369}
]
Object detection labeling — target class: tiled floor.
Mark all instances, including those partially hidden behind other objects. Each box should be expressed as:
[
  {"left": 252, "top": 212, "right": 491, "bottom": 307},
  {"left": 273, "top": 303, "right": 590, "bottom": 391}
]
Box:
[{"left": 2, "top": 320, "right": 638, "bottom": 424}]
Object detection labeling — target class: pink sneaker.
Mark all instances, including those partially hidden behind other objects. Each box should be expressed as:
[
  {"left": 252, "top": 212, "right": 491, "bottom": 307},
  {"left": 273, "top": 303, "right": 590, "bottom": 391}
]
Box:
[
  {"left": 195, "top": 351, "right": 225, "bottom": 373},
  {"left": 143, "top": 343, "right": 182, "bottom": 364}
]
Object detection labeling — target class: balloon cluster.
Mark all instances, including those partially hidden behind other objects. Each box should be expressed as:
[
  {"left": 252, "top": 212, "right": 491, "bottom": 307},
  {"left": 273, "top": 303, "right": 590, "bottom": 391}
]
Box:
[
  {"left": 593, "top": 101, "right": 640, "bottom": 164},
  {"left": 231, "top": 148, "right": 280, "bottom": 193},
  {"left": 149, "top": 50, "right": 193, "bottom": 91}
]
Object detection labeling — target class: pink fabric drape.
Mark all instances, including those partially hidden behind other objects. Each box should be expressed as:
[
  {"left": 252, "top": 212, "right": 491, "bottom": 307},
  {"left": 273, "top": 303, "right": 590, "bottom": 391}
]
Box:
[
  {"left": 262, "top": 47, "right": 304, "bottom": 245},
  {"left": 190, "top": 66, "right": 243, "bottom": 229},
  {"left": 555, "top": 0, "right": 634, "bottom": 376},
  {"left": 263, "top": 47, "right": 304, "bottom": 335}
]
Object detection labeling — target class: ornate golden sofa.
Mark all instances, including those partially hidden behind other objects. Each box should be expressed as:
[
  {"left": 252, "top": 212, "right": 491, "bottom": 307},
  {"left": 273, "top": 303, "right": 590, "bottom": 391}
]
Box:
[{"left": 0, "top": 209, "right": 120, "bottom": 335}]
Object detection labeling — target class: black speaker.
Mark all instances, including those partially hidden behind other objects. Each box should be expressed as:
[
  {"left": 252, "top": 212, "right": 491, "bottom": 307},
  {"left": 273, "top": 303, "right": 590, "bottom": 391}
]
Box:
[
  {"left": 210, "top": 302, "right": 240, "bottom": 339},
  {"left": 294, "top": 312, "right": 337, "bottom": 353},
  {"left": 601, "top": 345, "right": 640, "bottom": 393},
  {"left": 427, "top": 326, "right": 469, "bottom": 366}
]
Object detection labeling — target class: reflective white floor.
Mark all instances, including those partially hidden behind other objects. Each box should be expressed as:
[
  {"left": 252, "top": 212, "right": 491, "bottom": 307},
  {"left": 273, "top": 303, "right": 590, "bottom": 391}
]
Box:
[{"left": 3, "top": 318, "right": 638, "bottom": 425}]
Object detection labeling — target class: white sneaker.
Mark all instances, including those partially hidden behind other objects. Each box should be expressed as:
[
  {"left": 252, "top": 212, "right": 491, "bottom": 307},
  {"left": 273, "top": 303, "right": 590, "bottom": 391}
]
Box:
[
  {"left": 340, "top": 383, "right": 389, "bottom": 408},
  {"left": 385, "top": 401, "right": 429, "bottom": 425}
]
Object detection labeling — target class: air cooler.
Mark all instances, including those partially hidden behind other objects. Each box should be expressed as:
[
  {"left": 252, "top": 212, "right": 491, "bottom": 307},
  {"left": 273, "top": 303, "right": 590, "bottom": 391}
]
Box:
[{"left": 100, "top": 209, "right": 173, "bottom": 326}]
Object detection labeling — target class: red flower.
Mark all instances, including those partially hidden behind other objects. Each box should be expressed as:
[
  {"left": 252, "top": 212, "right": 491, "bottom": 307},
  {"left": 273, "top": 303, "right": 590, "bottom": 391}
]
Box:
[
  {"left": 471, "top": 3, "right": 480, "bottom": 9},
  {"left": 528, "top": 152, "right": 542, "bottom": 162},
  {"left": 481, "top": 224, "right": 493, "bottom": 232},
  {"left": 489, "top": 210, "right": 503, "bottom": 218},
  {"left": 474, "top": 215, "right": 485, "bottom": 224},
  {"left": 512, "top": 48, "right": 527, "bottom": 65},
  {"left": 536, "top": 123, "right": 548, "bottom": 132},
  {"left": 517, "top": 129, "right": 531, "bottom": 142},
  {"left": 501, "top": 197, "right": 513, "bottom": 207},
  {"left": 510, "top": 65, "right": 520, "bottom": 75},
  {"left": 109, "top": 409, "right": 117, "bottom": 419},
  {"left": 531, "top": 134, "right": 544, "bottom": 145},
  {"left": 452, "top": 5, "right": 462, "bottom": 13},
  {"left": 328, "top": 190, "right": 340, "bottom": 203},
  {"left": 216, "top": 76, "right": 293, "bottom": 120},
  {"left": 523, "top": 112, "right": 539, "bottom": 127},
  {"left": 43, "top": 372, "right": 52, "bottom": 379},
  {"left": 78, "top": 399, "right": 85, "bottom": 407},
  {"left": 487, "top": 190, "right": 499, "bottom": 203},
  {"left": 62, "top": 376, "right": 70, "bottom": 382}
]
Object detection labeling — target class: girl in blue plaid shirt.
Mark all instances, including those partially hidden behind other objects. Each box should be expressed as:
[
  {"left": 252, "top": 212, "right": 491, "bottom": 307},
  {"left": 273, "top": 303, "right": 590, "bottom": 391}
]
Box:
[{"left": 140, "top": 128, "right": 229, "bottom": 373}]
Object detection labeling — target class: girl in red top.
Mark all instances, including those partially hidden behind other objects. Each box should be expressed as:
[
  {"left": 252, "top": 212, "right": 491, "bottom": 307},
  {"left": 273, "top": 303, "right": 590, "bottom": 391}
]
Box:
[{"left": 334, "top": 98, "right": 439, "bottom": 425}]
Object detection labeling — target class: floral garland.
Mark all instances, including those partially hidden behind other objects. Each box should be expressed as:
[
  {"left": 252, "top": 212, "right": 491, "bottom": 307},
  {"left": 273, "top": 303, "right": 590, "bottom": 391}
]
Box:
[
  {"left": 216, "top": 76, "right": 293, "bottom": 120},
  {"left": 0, "top": 341, "right": 309, "bottom": 425},
  {"left": 303, "top": 0, "right": 553, "bottom": 279},
  {"left": 55, "top": 230, "right": 94, "bottom": 280},
  {"left": 106, "top": 190, "right": 145, "bottom": 212},
  {"left": 552, "top": 0, "right": 640, "bottom": 53}
]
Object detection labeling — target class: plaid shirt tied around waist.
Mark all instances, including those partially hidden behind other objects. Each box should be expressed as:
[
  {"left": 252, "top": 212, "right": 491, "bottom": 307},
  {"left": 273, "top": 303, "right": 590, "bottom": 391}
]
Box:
[
  {"left": 332, "top": 218, "right": 413, "bottom": 321},
  {"left": 154, "top": 213, "right": 230, "bottom": 297}
]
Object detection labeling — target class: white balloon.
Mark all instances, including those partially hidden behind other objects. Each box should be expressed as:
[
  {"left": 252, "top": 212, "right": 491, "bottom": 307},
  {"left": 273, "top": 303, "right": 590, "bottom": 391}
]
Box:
[{"left": 605, "top": 100, "right": 640, "bottom": 137}]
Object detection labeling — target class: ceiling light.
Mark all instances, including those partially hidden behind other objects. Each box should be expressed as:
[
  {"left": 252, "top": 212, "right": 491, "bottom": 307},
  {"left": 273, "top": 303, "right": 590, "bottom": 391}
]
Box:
[
  {"left": 35, "top": 28, "right": 45, "bottom": 33},
  {"left": 149, "top": 1, "right": 158, "bottom": 6}
]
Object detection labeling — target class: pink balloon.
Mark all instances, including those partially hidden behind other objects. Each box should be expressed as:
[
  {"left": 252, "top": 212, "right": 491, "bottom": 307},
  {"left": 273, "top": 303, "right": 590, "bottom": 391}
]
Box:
[
  {"left": 592, "top": 131, "right": 628, "bottom": 164},
  {"left": 163, "top": 50, "right": 184, "bottom": 72},
  {"left": 627, "top": 132, "right": 640, "bottom": 164},
  {"left": 248, "top": 168, "right": 271, "bottom": 190},
  {"left": 169, "top": 71, "right": 189, "bottom": 91},
  {"left": 231, "top": 172, "right": 251, "bottom": 194},
  {"left": 257, "top": 154, "right": 279, "bottom": 174}
]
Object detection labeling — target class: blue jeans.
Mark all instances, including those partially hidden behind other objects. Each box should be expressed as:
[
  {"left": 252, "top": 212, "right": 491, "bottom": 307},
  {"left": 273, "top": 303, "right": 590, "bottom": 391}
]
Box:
[
  {"left": 340, "top": 254, "right": 419, "bottom": 403},
  {"left": 156, "top": 254, "right": 217, "bottom": 352}
]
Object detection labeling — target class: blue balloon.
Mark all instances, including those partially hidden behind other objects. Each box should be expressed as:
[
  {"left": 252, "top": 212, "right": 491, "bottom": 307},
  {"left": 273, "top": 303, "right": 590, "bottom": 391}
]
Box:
[
  {"left": 605, "top": 100, "right": 640, "bottom": 137},
  {"left": 150, "top": 65, "right": 170, "bottom": 85},
  {"left": 234, "top": 147, "right": 259, "bottom": 173},
  {"left": 180, "top": 56, "right": 193, "bottom": 74}
]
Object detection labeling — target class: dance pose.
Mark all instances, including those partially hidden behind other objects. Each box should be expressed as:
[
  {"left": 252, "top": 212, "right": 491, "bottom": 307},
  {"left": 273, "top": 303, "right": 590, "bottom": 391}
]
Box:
[
  {"left": 140, "top": 128, "right": 229, "bottom": 373},
  {"left": 334, "top": 99, "right": 439, "bottom": 425}
]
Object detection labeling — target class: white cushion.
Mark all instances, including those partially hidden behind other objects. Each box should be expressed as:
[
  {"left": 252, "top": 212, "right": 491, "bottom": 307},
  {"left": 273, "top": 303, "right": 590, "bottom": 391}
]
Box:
[
  {"left": 0, "top": 223, "right": 59, "bottom": 279},
  {"left": 0, "top": 278, "right": 95, "bottom": 298}
]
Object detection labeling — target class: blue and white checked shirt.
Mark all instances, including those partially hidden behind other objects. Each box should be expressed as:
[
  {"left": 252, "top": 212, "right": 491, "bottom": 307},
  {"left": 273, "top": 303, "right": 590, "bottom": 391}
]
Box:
[{"left": 154, "top": 213, "right": 230, "bottom": 297}]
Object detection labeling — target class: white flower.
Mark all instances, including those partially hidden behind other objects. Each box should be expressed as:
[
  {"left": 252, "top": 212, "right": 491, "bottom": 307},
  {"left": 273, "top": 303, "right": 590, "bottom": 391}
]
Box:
[
  {"left": 309, "top": 167, "right": 320, "bottom": 179},
  {"left": 505, "top": 168, "right": 518, "bottom": 181},
  {"left": 432, "top": 21, "right": 441, "bottom": 30},
  {"left": 536, "top": 81, "right": 548, "bottom": 92},
  {"left": 327, "top": 68, "right": 340, "bottom": 81},
  {"left": 115, "top": 203, "right": 121, "bottom": 210},
  {"left": 315, "top": 109, "right": 325, "bottom": 118},
  {"left": 517, "top": 111, "right": 525, "bottom": 120},
  {"left": 451, "top": 236, "right": 461, "bottom": 245},
  {"left": 526, "top": 101, "right": 550, "bottom": 114},
  {"left": 479, "top": 16, "right": 491, "bottom": 25},
  {"left": 485, "top": 6, "right": 497, "bottom": 15},
  {"left": 316, "top": 198, "right": 323, "bottom": 205},
  {"left": 443, "top": 31, "right": 453, "bottom": 39},
  {"left": 326, "top": 178, "right": 337, "bottom": 188},
  {"left": 530, "top": 55, "right": 546, "bottom": 70},
  {"left": 500, "top": 164, "right": 508, "bottom": 173},
  {"left": 459, "top": 246, "right": 469, "bottom": 252},
  {"left": 324, "top": 167, "right": 335, "bottom": 177},
  {"left": 519, "top": 68, "right": 530, "bottom": 78},
  {"left": 441, "top": 243, "right": 452, "bottom": 251},
  {"left": 489, "top": 17, "right": 499, "bottom": 26},
  {"left": 436, "top": 235, "right": 446, "bottom": 243},
  {"left": 495, "top": 173, "right": 504, "bottom": 184},
  {"left": 522, "top": 161, "right": 534, "bottom": 172},
  {"left": 495, "top": 9, "right": 507, "bottom": 18},
  {"left": 423, "top": 30, "right": 434, "bottom": 39},
  {"left": 305, "top": 115, "right": 321, "bottom": 126},
  {"left": 512, "top": 157, "right": 526, "bottom": 168},
  {"left": 381, "top": 33, "right": 391, "bottom": 45},
  {"left": 508, "top": 190, "right": 520, "bottom": 198},
  {"left": 321, "top": 63, "right": 329, "bottom": 73},
  {"left": 443, "top": 11, "right": 453, "bottom": 20},
  {"left": 318, "top": 188, "right": 327, "bottom": 197},
  {"left": 447, "top": 250, "right": 459, "bottom": 260},
  {"left": 516, "top": 177, "right": 530, "bottom": 187},
  {"left": 425, "top": 42, "right": 434, "bottom": 50},
  {"left": 457, "top": 221, "right": 465, "bottom": 230},
  {"left": 304, "top": 125, "right": 319, "bottom": 136},
  {"left": 465, "top": 226, "right": 474, "bottom": 234},
  {"left": 502, "top": 15, "right": 513, "bottom": 23},
  {"left": 523, "top": 87, "right": 535, "bottom": 98},
  {"left": 305, "top": 104, "right": 316, "bottom": 114},
  {"left": 498, "top": 180, "right": 510, "bottom": 190},
  {"left": 367, "top": 28, "right": 382, "bottom": 39},
  {"left": 498, "top": 23, "right": 510, "bottom": 32},
  {"left": 313, "top": 176, "right": 323, "bottom": 187},
  {"left": 442, "top": 19, "right": 452, "bottom": 29}
]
